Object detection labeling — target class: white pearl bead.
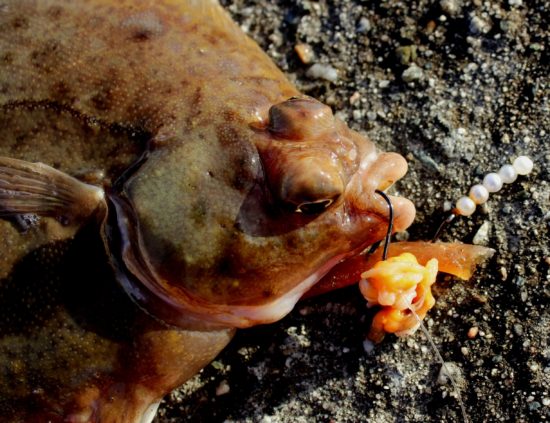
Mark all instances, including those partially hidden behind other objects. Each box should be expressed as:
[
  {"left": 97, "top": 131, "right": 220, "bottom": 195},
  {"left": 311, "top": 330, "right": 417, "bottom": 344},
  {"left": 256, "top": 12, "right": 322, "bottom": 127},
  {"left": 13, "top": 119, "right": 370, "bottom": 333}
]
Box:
[
  {"left": 483, "top": 173, "right": 503, "bottom": 193},
  {"left": 456, "top": 196, "right": 476, "bottom": 216},
  {"left": 469, "top": 184, "right": 489, "bottom": 204},
  {"left": 513, "top": 156, "right": 533, "bottom": 175},
  {"left": 498, "top": 164, "right": 517, "bottom": 184}
]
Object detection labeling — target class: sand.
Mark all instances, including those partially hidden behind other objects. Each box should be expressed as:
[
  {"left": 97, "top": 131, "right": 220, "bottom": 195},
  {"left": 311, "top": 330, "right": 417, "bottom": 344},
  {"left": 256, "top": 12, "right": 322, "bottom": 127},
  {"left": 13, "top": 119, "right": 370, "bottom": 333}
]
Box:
[{"left": 156, "top": 1, "right": 549, "bottom": 421}]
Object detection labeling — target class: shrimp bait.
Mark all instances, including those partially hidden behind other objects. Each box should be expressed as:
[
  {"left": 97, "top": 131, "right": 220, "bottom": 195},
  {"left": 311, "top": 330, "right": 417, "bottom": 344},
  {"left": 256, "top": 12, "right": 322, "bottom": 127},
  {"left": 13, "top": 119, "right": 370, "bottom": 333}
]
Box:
[{"left": 360, "top": 252, "right": 438, "bottom": 342}]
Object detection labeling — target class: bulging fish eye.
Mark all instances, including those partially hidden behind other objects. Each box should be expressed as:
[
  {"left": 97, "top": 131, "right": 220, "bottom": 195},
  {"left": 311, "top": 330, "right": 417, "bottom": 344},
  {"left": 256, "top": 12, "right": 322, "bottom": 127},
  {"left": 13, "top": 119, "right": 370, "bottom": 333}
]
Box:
[
  {"left": 259, "top": 96, "right": 346, "bottom": 214},
  {"left": 278, "top": 155, "right": 344, "bottom": 214},
  {"left": 295, "top": 198, "right": 335, "bottom": 215},
  {"left": 268, "top": 96, "right": 336, "bottom": 141}
]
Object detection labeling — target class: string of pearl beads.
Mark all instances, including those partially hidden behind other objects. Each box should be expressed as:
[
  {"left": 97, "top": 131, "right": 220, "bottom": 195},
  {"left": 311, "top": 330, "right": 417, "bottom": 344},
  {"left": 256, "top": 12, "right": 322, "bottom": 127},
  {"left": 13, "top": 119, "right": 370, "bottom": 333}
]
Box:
[{"left": 455, "top": 156, "right": 534, "bottom": 216}]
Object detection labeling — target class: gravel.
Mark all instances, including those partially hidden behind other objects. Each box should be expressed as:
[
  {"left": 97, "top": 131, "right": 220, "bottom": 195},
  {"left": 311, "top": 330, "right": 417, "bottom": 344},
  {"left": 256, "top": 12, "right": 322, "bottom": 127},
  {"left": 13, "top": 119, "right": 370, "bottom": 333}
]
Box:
[{"left": 155, "top": 0, "right": 549, "bottom": 422}]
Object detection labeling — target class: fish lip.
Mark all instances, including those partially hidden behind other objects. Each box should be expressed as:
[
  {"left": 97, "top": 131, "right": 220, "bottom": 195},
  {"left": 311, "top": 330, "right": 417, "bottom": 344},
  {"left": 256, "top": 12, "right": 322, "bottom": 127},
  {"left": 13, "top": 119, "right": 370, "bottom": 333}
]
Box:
[{"left": 342, "top": 150, "right": 415, "bottom": 234}]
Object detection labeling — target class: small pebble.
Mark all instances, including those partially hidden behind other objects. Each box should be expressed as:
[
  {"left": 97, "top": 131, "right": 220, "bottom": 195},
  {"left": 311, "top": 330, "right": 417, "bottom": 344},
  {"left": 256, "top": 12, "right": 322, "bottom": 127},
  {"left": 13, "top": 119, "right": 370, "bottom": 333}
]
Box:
[
  {"left": 499, "top": 266, "right": 508, "bottom": 280},
  {"left": 467, "top": 326, "right": 479, "bottom": 339},
  {"left": 529, "top": 402, "right": 541, "bottom": 411},
  {"left": 471, "top": 293, "right": 488, "bottom": 303},
  {"left": 502, "top": 204, "right": 513, "bottom": 214},
  {"left": 366, "top": 111, "right": 377, "bottom": 121},
  {"left": 215, "top": 380, "right": 230, "bottom": 396},
  {"left": 396, "top": 46, "right": 416, "bottom": 65},
  {"left": 357, "top": 17, "right": 371, "bottom": 33},
  {"left": 349, "top": 92, "right": 361, "bottom": 105},
  {"left": 440, "top": 0, "right": 461, "bottom": 16},
  {"left": 402, "top": 64, "right": 423, "bottom": 82},
  {"left": 363, "top": 338, "right": 375, "bottom": 354},
  {"left": 437, "top": 362, "right": 462, "bottom": 385},
  {"left": 473, "top": 221, "right": 491, "bottom": 245},
  {"left": 470, "top": 15, "right": 492, "bottom": 34},
  {"left": 294, "top": 43, "right": 314, "bottom": 64},
  {"left": 306, "top": 63, "right": 338, "bottom": 82},
  {"left": 521, "top": 290, "right": 528, "bottom": 302}
]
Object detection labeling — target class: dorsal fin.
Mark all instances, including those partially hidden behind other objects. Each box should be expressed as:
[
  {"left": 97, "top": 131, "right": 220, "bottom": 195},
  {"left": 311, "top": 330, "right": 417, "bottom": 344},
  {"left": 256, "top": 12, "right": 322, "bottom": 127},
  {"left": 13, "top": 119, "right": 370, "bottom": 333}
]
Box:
[{"left": 0, "top": 157, "right": 105, "bottom": 224}]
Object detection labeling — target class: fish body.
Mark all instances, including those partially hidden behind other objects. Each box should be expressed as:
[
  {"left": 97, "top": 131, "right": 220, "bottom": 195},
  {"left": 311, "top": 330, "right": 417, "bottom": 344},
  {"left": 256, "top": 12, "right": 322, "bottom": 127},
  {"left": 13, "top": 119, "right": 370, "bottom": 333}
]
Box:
[{"left": 0, "top": 1, "right": 415, "bottom": 421}]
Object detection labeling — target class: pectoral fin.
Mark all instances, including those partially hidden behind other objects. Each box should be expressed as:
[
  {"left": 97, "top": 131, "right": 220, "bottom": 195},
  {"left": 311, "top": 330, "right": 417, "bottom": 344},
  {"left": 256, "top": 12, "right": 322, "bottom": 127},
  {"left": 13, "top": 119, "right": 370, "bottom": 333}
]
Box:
[{"left": 0, "top": 157, "right": 105, "bottom": 223}]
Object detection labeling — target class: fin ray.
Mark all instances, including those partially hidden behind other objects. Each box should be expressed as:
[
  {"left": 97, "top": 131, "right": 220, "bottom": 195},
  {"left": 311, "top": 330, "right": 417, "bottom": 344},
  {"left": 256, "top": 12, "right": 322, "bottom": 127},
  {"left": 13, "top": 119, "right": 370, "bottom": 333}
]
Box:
[{"left": 0, "top": 157, "right": 105, "bottom": 222}]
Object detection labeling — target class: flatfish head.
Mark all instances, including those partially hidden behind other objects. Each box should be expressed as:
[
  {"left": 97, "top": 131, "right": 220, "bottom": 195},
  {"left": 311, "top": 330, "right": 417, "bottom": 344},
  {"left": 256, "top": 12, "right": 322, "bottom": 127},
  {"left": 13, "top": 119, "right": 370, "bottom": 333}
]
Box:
[
  {"left": 1, "top": 0, "right": 415, "bottom": 332},
  {"left": 112, "top": 94, "right": 415, "bottom": 329}
]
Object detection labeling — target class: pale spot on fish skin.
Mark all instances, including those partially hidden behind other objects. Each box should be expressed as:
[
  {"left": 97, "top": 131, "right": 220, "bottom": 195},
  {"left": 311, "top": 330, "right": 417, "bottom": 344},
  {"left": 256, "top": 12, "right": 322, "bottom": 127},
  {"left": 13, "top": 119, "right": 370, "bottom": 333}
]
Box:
[{"left": 121, "top": 11, "right": 166, "bottom": 42}]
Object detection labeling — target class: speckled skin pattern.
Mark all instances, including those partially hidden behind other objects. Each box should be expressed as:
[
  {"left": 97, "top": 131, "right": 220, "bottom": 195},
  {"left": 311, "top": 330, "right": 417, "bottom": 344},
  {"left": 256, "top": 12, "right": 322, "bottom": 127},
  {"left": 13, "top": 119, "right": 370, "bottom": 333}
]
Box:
[{"left": 0, "top": 1, "right": 413, "bottom": 421}]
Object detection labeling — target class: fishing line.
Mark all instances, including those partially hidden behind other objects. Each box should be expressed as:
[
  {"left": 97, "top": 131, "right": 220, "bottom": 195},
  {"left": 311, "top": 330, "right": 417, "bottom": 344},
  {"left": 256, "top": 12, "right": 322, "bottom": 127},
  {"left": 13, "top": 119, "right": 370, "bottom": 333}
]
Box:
[
  {"left": 374, "top": 190, "right": 393, "bottom": 260},
  {"left": 410, "top": 309, "right": 469, "bottom": 423},
  {"left": 374, "top": 189, "right": 469, "bottom": 423}
]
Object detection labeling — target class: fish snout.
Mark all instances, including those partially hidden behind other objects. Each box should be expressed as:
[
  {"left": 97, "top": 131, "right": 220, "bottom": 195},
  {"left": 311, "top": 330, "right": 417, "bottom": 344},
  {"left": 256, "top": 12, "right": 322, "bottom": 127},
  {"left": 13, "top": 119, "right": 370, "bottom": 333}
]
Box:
[{"left": 257, "top": 97, "right": 415, "bottom": 229}]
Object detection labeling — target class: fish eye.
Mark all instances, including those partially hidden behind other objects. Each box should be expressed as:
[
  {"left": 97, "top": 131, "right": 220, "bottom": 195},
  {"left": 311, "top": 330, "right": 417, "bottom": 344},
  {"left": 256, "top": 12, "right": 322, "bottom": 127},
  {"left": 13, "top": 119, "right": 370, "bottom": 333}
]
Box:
[
  {"left": 279, "top": 166, "right": 343, "bottom": 215},
  {"left": 268, "top": 97, "right": 335, "bottom": 141},
  {"left": 295, "top": 198, "right": 335, "bottom": 215}
]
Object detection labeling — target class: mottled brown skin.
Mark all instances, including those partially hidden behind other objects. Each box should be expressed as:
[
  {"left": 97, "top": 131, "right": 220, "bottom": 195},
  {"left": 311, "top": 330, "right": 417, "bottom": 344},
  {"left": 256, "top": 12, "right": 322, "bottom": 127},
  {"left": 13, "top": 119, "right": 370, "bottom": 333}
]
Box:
[
  {"left": 0, "top": 1, "right": 250, "bottom": 420},
  {"left": 0, "top": 1, "right": 414, "bottom": 421},
  {"left": 0, "top": 225, "right": 233, "bottom": 422}
]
